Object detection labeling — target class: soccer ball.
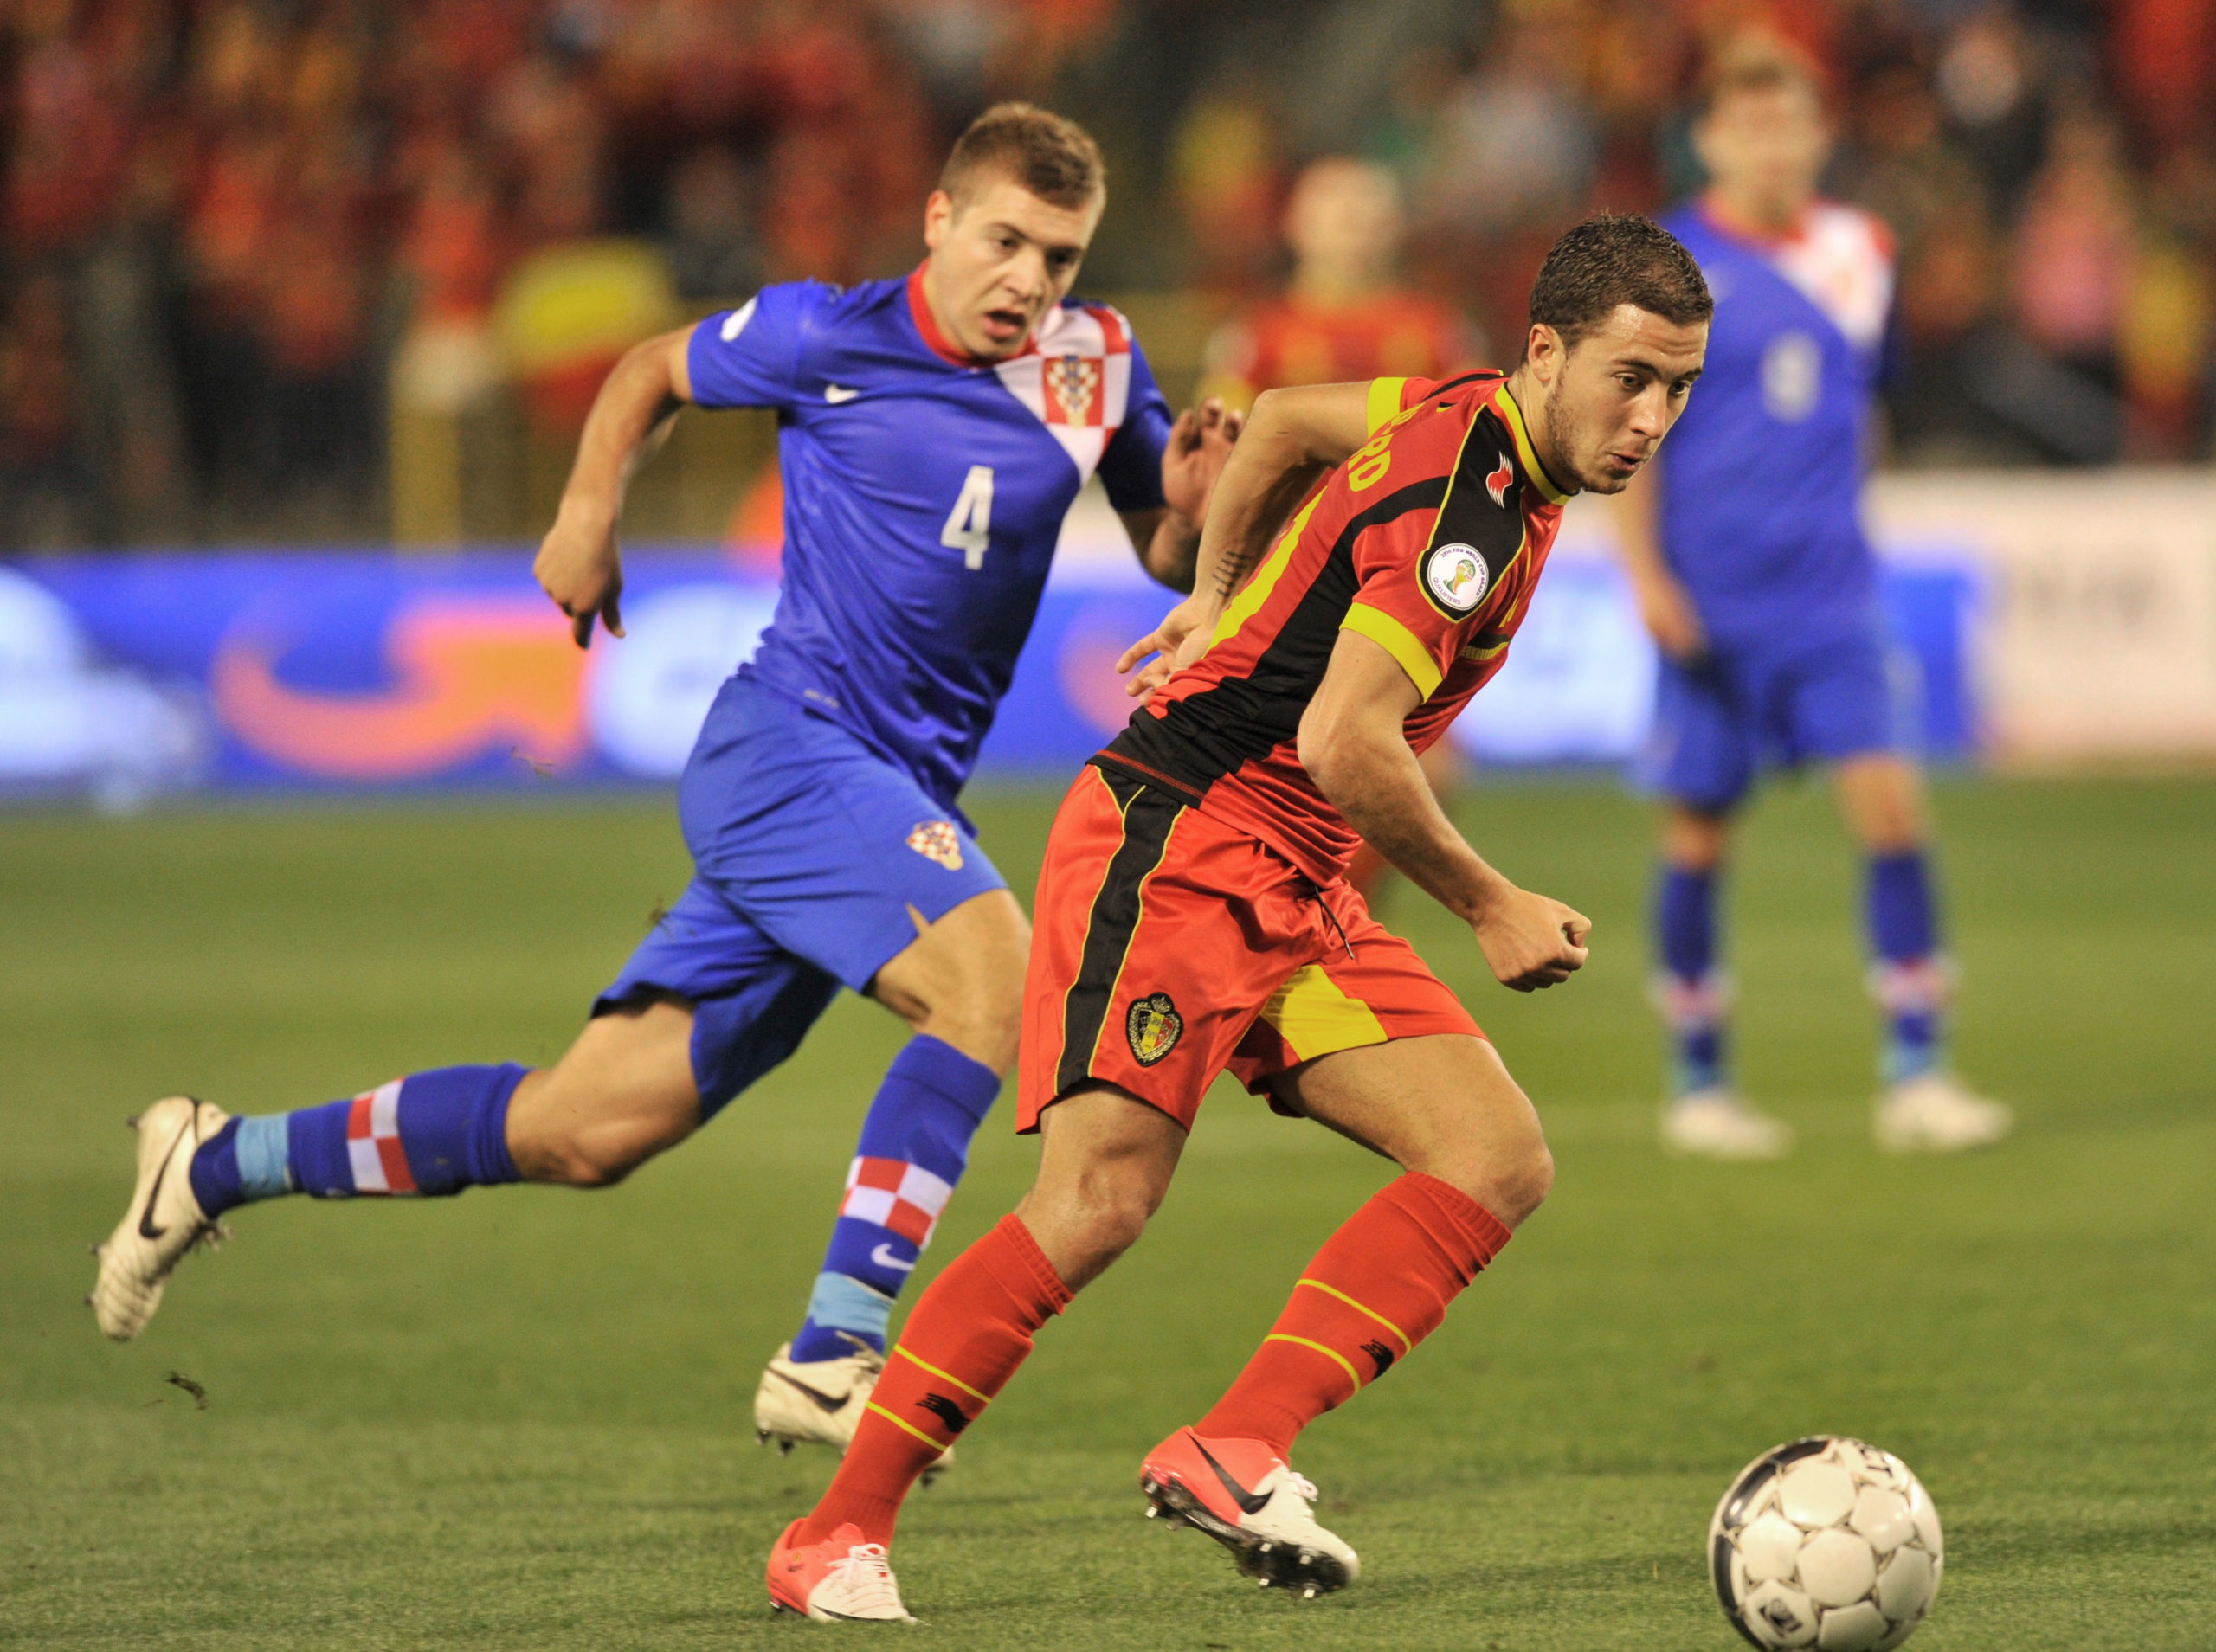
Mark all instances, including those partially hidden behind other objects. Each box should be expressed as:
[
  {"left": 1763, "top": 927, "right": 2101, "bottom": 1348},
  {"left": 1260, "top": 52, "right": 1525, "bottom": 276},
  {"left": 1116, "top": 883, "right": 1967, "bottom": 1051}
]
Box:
[{"left": 1708, "top": 1437, "right": 1942, "bottom": 1650}]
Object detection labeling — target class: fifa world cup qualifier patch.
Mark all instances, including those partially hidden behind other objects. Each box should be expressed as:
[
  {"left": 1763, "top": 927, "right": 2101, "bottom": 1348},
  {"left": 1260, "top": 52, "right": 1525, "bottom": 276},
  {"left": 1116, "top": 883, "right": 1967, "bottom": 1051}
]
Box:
[
  {"left": 905, "top": 820, "right": 964, "bottom": 871},
  {"left": 1422, "top": 541, "right": 1490, "bottom": 616},
  {"left": 1126, "top": 992, "right": 1182, "bottom": 1065}
]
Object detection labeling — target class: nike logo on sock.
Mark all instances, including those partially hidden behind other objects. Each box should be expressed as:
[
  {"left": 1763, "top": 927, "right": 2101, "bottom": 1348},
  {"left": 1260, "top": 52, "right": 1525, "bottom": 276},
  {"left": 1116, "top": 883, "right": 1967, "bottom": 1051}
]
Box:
[
  {"left": 870, "top": 1244, "right": 916, "bottom": 1272},
  {"left": 138, "top": 1115, "right": 195, "bottom": 1240},
  {"left": 824, "top": 383, "right": 860, "bottom": 402},
  {"left": 1192, "top": 1436, "right": 1271, "bottom": 1516}
]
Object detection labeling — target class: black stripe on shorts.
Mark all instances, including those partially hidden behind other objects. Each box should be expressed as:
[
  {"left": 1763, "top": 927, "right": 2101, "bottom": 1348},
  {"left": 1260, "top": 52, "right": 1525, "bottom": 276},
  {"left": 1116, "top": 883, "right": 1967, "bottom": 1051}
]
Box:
[{"left": 1057, "top": 768, "right": 1187, "bottom": 1095}]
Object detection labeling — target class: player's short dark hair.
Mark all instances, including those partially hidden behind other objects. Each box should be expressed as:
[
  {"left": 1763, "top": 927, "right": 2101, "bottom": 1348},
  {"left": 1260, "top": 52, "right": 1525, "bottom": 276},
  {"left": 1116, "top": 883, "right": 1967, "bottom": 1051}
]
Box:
[
  {"left": 941, "top": 102, "right": 1106, "bottom": 212},
  {"left": 1525, "top": 212, "right": 1713, "bottom": 356},
  {"left": 1697, "top": 35, "right": 1826, "bottom": 117}
]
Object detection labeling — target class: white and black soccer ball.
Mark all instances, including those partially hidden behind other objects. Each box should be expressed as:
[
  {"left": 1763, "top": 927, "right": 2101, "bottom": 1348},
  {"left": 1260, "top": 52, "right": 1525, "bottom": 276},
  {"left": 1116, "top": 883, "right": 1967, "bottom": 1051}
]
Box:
[{"left": 1709, "top": 1437, "right": 1942, "bottom": 1650}]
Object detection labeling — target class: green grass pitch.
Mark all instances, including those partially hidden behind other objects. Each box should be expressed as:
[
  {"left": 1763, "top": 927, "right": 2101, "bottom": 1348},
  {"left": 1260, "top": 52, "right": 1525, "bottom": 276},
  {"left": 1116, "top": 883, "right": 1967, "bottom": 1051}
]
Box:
[{"left": 3, "top": 777, "right": 2212, "bottom": 1649}]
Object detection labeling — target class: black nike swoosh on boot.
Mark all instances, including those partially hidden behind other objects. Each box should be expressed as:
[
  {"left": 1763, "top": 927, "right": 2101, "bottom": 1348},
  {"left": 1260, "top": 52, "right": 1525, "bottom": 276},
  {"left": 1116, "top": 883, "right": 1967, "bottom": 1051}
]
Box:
[
  {"left": 1191, "top": 1436, "right": 1271, "bottom": 1516},
  {"left": 770, "top": 1370, "right": 854, "bottom": 1413},
  {"left": 137, "top": 1116, "right": 196, "bottom": 1242}
]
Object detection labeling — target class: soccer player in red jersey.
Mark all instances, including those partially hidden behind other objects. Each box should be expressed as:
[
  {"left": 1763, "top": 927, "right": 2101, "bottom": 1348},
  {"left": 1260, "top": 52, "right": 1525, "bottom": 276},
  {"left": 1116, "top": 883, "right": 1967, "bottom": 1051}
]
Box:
[
  {"left": 1200, "top": 157, "right": 1478, "bottom": 415},
  {"left": 763, "top": 215, "right": 1711, "bottom": 1623},
  {"left": 1201, "top": 156, "right": 1485, "bottom": 903}
]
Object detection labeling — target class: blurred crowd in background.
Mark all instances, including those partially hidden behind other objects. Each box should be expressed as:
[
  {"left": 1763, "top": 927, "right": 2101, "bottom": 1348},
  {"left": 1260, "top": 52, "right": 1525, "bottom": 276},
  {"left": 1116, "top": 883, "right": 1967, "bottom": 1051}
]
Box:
[{"left": 3, "top": 0, "right": 2213, "bottom": 548}]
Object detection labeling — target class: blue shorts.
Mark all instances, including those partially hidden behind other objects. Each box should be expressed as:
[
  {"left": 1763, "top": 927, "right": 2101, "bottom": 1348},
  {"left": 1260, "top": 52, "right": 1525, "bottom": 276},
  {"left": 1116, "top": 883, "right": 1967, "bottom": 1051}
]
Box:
[
  {"left": 596, "top": 675, "right": 1007, "bottom": 1114},
  {"left": 1639, "top": 626, "right": 1902, "bottom": 814}
]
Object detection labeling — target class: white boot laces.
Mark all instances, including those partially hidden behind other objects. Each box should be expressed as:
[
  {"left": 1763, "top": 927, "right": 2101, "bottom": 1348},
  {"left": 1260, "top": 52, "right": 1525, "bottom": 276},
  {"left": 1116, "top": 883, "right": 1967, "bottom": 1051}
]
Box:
[{"left": 828, "top": 1542, "right": 898, "bottom": 1603}]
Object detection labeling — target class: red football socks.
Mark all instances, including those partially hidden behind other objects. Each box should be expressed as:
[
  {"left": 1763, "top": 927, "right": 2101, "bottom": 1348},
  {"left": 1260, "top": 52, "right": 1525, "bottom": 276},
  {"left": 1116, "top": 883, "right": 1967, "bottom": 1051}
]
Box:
[
  {"left": 1195, "top": 1172, "right": 1511, "bottom": 1456},
  {"left": 800, "top": 1213, "right": 1071, "bottom": 1546}
]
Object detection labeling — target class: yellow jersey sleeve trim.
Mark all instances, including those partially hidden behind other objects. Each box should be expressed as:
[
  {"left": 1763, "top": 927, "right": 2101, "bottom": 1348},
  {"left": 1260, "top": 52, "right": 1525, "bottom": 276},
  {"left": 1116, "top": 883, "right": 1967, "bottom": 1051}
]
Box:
[
  {"left": 1489, "top": 382, "right": 1572, "bottom": 505},
  {"left": 1366, "top": 376, "right": 1410, "bottom": 434},
  {"left": 1342, "top": 603, "right": 1444, "bottom": 698}
]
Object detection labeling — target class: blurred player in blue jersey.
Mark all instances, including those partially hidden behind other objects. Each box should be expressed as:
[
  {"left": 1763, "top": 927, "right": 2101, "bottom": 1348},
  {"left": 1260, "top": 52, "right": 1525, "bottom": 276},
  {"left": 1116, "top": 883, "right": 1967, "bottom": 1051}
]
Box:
[
  {"left": 1614, "top": 43, "right": 2012, "bottom": 1159},
  {"left": 93, "top": 105, "right": 1240, "bottom": 1453}
]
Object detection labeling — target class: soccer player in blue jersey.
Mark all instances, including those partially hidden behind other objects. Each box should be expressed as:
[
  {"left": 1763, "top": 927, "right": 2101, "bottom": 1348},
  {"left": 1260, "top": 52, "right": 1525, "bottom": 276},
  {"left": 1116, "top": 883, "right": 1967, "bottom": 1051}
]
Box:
[
  {"left": 93, "top": 105, "right": 1240, "bottom": 1448},
  {"left": 1614, "top": 43, "right": 2011, "bottom": 1158}
]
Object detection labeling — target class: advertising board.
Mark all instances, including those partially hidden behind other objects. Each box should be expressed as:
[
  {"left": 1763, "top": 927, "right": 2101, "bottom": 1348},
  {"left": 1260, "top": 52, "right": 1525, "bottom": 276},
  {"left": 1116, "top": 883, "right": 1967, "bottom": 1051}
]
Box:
[{"left": 0, "top": 472, "right": 2063, "bottom": 802}]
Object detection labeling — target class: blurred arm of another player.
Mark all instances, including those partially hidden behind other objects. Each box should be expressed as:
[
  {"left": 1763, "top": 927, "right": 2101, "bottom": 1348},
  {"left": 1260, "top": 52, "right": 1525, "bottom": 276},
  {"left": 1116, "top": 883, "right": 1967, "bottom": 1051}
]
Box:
[
  {"left": 1606, "top": 455, "right": 1707, "bottom": 663},
  {"left": 1301, "top": 630, "right": 1592, "bottom": 992},
  {"left": 534, "top": 325, "right": 696, "bottom": 648},
  {"left": 1115, "top": 396, "right": 1244, "bottom": 593},
  {"left": 1116, "top": 382, "right": 1372, "bottom": 697}
]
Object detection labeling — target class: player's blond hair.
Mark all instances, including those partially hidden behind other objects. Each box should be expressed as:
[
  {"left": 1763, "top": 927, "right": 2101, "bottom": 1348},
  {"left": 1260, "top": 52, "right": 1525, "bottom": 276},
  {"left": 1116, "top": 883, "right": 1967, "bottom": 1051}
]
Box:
[{"left": 940, "top": 103, "right": 1106, "bottom": 212}]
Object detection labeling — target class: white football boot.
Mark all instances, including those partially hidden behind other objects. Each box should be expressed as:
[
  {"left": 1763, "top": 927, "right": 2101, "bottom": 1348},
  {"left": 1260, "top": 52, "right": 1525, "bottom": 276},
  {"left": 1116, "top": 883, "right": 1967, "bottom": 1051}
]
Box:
[
  {"left": 765, "top": 1519, "right": 918, "bottom": 1623},
  {"left": 755, "top": 1339, "right": 953, "bottom": 1479},
  {"left": 1661, "top": 1088, "right": 1794, "bottom": 1160},
  {"left": 1140, "top": 1427, "right": 1360, "bottom": 1597},
  {"left": 1875, "top": 1072, "right": 2013, "bottom": 1153},
  {"left": 90, "top": 1096, "right": 232, "bottom": 1340}
]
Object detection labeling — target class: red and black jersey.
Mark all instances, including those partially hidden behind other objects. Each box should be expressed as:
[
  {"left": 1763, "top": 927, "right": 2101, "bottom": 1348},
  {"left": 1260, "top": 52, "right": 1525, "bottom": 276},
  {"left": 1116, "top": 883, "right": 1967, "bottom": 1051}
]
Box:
[{"left": 1098, "top": 370, "right": 1572, "bottom": 883}]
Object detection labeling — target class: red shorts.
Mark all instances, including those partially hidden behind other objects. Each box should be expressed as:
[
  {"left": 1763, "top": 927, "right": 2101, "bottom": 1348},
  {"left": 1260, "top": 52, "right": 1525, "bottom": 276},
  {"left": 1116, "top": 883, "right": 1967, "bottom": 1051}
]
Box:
[{"left": 1017, "top": 762, "right": 1485, "bottom": 1133}]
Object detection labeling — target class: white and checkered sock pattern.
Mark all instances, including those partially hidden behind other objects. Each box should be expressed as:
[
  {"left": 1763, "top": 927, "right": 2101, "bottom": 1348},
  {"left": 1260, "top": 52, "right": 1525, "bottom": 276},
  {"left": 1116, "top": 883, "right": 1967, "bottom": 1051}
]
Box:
[
  {"left": 840, "top": 1156, "right": 953, "bottom": 1248},
  {"left": 345, "top": 1080, "right": 417, "bottom": 1195}
]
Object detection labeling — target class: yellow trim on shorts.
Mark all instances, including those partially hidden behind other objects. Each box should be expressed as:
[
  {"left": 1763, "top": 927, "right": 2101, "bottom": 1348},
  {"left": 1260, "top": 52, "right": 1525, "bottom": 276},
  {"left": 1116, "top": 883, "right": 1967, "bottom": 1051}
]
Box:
[
  {"left": 1341, "top": 604, "right": 1443, "bottom": 698},
  {"left": 1366, "top": 376, "right": 1410, "bottom": 434},
  {"left": 1295, "top": 1277, "right": 1412, "bottom": 1353},
  {"left": 1257, "top": 962, "right": 1390, "bottom": 1064},
  {"left": 1265, "top": 1334, "right": 1363, "bottom": 1392},
  {"left": 866, "top": 1400, "right": 952, "bottom": 1450},
  {"left": 891, "top": 1345, "right": 989, "bottom": 1405}
]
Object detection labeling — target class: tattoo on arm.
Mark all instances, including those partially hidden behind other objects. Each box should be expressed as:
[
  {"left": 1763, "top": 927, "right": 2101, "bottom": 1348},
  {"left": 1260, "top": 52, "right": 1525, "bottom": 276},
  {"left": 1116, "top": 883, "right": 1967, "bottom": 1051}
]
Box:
[{"left": 1212, "top": 543, "right": 1262, "bottom": 600}]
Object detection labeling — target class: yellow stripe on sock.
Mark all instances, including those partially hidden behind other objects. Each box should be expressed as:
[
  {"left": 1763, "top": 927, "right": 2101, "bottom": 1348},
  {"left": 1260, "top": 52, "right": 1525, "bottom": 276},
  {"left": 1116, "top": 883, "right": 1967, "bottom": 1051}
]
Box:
[
  {"left": 1295, "top": 1277, "right": 1412, "bottom": 1353},
  {"left": 890, "top": 1346, "right": 990, "bottom": 1405},
  {"left": 865, "top": 1400, "right": 953, "bottom": 1452},
  {"left": 1265, "top": 1333, "right": 1363, "bottom": 1394}
]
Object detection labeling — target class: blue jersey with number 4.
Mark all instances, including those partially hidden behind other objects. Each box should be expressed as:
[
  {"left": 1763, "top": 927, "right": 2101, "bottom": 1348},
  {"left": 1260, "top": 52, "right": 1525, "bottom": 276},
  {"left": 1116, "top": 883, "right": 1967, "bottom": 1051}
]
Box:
[
  {"left": 687, "top": 267, "right": 1174, "bottom": 809},
  {"left": 1656, "top": 202, "right": 1896, "bottom": 646}
]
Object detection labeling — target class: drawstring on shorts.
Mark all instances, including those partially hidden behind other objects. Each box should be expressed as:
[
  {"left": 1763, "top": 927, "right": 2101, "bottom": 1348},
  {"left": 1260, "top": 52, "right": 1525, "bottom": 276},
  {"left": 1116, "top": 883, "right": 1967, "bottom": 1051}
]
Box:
[{"left": 1300, "top": 877, "right": 1357, "bottom": 961}]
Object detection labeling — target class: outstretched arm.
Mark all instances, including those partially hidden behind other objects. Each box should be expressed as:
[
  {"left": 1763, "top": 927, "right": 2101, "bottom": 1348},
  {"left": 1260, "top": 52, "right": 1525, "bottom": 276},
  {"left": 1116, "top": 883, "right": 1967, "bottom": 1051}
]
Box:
[
  {"left": 1299, "top": 629, "right": 1590, "bottom": 991},
  {"left": 1117, "top": 397, "right": 1243, "bottom": 593},
  {"left": 1118, "top": 381, "right": 1374, "bottom": 694},
  {"left": 535, "top": 325, "right": 697, "bottom": 648}
]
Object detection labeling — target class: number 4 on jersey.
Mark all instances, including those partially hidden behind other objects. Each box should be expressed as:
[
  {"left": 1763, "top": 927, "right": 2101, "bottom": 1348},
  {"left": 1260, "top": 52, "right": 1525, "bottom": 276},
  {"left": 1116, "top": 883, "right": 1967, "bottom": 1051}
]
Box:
[{"left": 942, "top": 465, "right": 995, "bottom": 569}]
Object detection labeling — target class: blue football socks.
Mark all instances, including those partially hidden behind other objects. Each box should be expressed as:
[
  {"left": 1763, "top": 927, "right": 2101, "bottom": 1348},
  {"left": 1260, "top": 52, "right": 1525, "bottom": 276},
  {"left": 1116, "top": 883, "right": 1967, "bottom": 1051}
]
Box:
[
  {"left": 1655, "top": 863, "right": 1729, "bottom": 1097},
  {"left": 789, "top": 1034, "right": 1000, "bottom": 1364},
  {"left": 1866, "top": 850, "right": 1948, "bottom": 1083},
  {"left": 188, "top": 1064, "right": 526, "bottom": 1216}
]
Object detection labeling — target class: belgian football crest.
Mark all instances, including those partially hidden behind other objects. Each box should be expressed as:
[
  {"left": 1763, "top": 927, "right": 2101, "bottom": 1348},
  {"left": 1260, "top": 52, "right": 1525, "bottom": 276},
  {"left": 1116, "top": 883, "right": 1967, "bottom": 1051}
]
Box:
[
  {"left": 1126, "top": 991, "right": 1182, "bottom": 1065},
  {"left": 905, "top": 820, "right": 964, "bottom": 871},
  {"left": 1043, "top": 352, "right": 1105, "bottom": 426}
]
